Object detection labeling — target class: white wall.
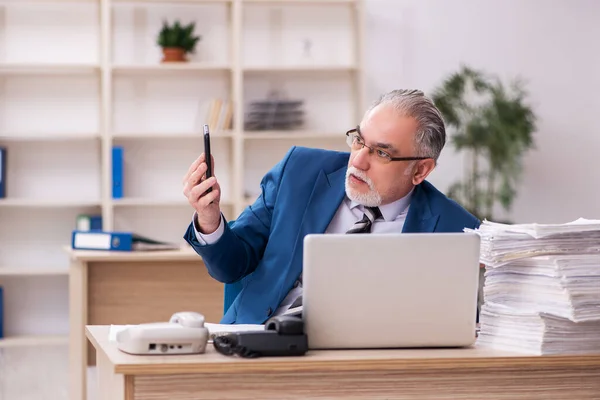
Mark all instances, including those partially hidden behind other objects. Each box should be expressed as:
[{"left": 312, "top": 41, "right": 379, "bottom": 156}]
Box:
[{"left": 364, "top": 0, "right": 600, "bottom": 224}]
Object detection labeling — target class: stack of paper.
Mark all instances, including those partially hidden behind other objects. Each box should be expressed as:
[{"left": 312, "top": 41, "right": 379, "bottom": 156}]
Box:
[
  {"left": 466, "top": 218, "right": 600, "bottom": 355},
  {"left": 477, "top": 302, "right": 600, "bottom": 355}
]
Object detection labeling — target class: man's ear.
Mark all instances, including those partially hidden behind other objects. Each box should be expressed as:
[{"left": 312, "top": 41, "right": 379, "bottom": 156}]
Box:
[{"left": 411, "top": 159, "right": 436, "bottom": 185}]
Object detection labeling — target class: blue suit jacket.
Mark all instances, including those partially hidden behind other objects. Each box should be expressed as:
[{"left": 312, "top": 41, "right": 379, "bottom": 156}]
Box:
[{"left": 184, "top": 146, "right": 480, "bottom": 324}]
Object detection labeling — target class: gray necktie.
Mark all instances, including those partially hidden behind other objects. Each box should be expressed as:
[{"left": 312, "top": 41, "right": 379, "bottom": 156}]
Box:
[{"left": 345, "top": 206, "right": 382, "bottom": 234}]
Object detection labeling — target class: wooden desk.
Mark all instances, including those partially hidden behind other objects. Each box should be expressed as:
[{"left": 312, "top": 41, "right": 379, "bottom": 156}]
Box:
[
  {"left": 86, "top": 325, "right": 600, "bottom": 400},
  {"left": 68, "top": 248, "right": 223, "bottom": 400}
]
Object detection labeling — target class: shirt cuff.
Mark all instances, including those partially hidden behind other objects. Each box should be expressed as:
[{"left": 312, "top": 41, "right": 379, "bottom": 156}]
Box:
[{"left": 193, "top": 212, "right": 225, "bottom": 245}]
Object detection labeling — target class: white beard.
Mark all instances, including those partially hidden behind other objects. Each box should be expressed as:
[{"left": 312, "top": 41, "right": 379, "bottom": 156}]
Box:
[{"left": 345, "top": 167, "right": 382, "bottom": 207}]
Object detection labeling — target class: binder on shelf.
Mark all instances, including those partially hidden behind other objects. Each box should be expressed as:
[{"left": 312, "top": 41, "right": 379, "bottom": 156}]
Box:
[
  {"left": 112, "top": 146, "right": 123, "bottom": 199},
  {"left": 0, "top": 147, "right": 6, "bottom": 199},
  {"left": 71, "top": 230, "right": 180, "bottom": 252},
  {"left": 76, "top": 214, "right": 102, "bottom": 231}
]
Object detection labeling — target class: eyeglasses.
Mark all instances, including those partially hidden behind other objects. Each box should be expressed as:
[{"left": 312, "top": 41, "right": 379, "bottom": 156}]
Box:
[{"left": 345, "top": 126, "right": 432, "bottom": 164}]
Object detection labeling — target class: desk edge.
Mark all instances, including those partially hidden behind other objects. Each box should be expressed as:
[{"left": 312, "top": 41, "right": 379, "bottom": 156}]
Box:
[
  {"left": 65, "top": 245, "right": 201, "bottom": 262},
  {"left": 84, "top": 327, "right": 600, "bottom": 376}
]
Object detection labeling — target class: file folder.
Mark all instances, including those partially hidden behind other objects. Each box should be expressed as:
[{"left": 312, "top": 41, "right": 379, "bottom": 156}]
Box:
[
  {"left": 112, "top": 146, "right": 123, "bottom": 199},
  {"left": 0, "top": 147, "right": 6, "bottom": 199},
  {"left": 71, "top": 230, "right": 180, "bottom": 252}
]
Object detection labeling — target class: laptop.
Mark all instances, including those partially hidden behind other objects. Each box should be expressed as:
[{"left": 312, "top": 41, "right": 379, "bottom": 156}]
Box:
[{"left": 301, "top": 232, "right": 481, "bottom": 349}]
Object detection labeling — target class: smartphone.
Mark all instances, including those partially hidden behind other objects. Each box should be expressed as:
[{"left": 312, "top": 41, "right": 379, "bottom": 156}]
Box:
[{"left": 203, "top": 124, "right": 213, "bottom": 194}]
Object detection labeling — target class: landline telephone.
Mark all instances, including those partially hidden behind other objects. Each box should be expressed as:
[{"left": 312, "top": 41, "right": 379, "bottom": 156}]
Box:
[
  {"left": 116, "top": 311, "right": 209, "bottom": 355},
  {"left": 213, "top": 315, "right": 308, "bottom": 358},
  {"left": 116, "top": 312, "right": 308, "bottom": 358}
]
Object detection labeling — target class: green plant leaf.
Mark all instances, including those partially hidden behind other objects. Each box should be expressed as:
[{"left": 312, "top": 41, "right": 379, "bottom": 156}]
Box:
[
  {"left": 156, "top": 19, "right": 201, "bottom": 54},
  {"left": 433, "top": 65, "right": 537, "bottom": 219}
]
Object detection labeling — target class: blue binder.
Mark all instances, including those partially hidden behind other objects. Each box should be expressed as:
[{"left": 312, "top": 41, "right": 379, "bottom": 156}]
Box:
[
  {"left": 0, "top": 147, "right": 6, "bottom": 199},
  {"left": 71, "top": 230, "right": 178, "bottom": 252},
  {"left": 72, "top": 230, "right": 133, "bottom": 251},
  {"left": 112, "top": 146, "right": 123, "bottom": 199},
  {"left": 90, "top": 216, "right": 103, "bottom": 230}
]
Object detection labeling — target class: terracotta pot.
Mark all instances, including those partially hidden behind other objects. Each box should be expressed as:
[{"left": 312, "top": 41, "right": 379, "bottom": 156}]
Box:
[{"left": 161, "top": 47, "right": 187, "bottom": 62}]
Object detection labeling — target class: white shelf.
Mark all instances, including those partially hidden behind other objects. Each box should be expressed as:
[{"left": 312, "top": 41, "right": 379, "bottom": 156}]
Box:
[
  {"left": 109, "top": 0, "right": 355, "bottom": 3},
  {"left": 0, "top": 133, "right": 100, "bottom": 142},
  {"left": 111, "top": 198, "right": 188, "bottom": 207},
  {"left": 243, "top": 130, "right": 343, "bottom": 139},
  {"left": 243, "top": 65, "right": 357, "bottom": 73},
  {"left": 112, "top": 131, "right": 233, "bottom": 139},
  {"left": 111, "top": 197, "right": 234, "bottom": 207},
  {"left": 0, "top": 335, "right": 69, "bottom": 349},
  {"left": 0, "top": 63, "right": 99, "bottom": 75},
  {"left": 0, "top": 0, "right": 97, "bottom": 4},
  {"left": 0, "top": 267, "right": 69, "bottom": 276},
  {"left": 244, "top": 0, "right": 357, "bottom": 4},
  {"left": 0, "top": 1, "right": 364, "bottom": 395},
  {"left": 111, "top": 63, "right": 231, "bottom": 73},
  {"left": 0, "top": 199, "right": 101, "bottom": 208},
  {"left": 111, "top": 0, "right": 232, "bottom": 3}
]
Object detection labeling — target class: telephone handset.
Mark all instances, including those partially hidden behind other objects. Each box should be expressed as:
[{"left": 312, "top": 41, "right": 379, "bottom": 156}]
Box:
[{"left": 116, "top": 311, "right": 209, "bottom": 355}]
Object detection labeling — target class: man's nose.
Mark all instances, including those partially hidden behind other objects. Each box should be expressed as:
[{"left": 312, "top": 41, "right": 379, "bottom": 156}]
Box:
[{"left": 351, "top": 146, "right": 370, "bottom": 170}]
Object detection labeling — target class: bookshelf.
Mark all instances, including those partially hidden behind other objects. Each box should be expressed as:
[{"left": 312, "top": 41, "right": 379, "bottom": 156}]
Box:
[{"left": 0, "top": 0, "right": 363, "bottom": 397}]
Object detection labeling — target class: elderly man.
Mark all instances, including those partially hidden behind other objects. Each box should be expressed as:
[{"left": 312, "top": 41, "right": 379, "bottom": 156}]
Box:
[{"left": 183, "top": 89, "right": 480, "bottom": 324}]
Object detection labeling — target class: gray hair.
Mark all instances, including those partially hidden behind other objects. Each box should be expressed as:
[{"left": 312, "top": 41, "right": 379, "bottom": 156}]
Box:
[{"left": 365, "top": 89, "right": 446, "bottom": 162}]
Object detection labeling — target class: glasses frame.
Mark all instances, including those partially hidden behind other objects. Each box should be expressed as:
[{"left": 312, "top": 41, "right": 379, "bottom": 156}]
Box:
[{"left": 345, "top": 126, "right": 432, "bottom": 162}]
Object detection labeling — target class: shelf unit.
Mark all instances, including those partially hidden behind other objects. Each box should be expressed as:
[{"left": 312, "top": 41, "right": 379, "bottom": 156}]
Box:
[{"left": 0, "top": 1, "right": 363, "bottom": 395}]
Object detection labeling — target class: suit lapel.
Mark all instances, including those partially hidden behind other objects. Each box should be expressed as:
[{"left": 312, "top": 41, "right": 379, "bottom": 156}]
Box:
[
  {"left": 402, "top": 183, "right": 440, "bottom": 233},
  {"left": 288, "top": 165, "right": 347, "bottom": 277},
  {"left": 299, "top": 165, "right": 347, "bottom": 236}
]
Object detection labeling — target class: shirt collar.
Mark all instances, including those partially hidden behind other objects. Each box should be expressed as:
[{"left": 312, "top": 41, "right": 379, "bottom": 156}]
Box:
[{"left": 349, "top": 188, "right": 414, "bottom": 222}]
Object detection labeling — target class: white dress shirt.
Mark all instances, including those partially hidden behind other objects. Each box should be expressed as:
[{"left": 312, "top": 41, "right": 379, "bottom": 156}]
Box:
[
  {"left": 324, "top": 190, "right": 413, "bottom": 235},
  {"left": 192, "top": 189, "right": 414, "bottom": 315}
]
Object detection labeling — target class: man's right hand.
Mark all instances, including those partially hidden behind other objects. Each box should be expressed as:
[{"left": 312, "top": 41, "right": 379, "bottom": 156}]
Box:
[{"left": 183, "top": 152, "right": 222, "bottom": 234}]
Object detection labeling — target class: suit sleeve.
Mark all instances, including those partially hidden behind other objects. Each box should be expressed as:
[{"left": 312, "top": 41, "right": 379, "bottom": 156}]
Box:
[{"left": 183, "top": 146, "right": 296, "bottom": 283}]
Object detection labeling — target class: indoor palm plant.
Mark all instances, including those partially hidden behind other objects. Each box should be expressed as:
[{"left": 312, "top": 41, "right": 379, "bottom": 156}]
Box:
[
  {"left": 157, "top": 20, "right": 201, "bottom": 62},
  {"left": 432, "top": 65, "right": 537, "bottom": 222}
]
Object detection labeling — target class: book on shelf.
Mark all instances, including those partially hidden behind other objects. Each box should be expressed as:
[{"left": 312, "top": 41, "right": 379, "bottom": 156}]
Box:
[
  {"left": 204, "top": 98, "right": 233, "bottom": 132},
  {"left": 467, "top": 218, "right": 600, "bottom": 355},
  {"left": 72, "top": 230, "right": 181, "bottom": 252}
]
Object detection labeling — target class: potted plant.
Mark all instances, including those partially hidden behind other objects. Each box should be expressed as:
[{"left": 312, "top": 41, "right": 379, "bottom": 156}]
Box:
[
  {"left": 431, "top": 65, "right": 537, "bottom": 223},
  {"left": 157, "top": 20, "right": 201, "bottom": 62}
]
